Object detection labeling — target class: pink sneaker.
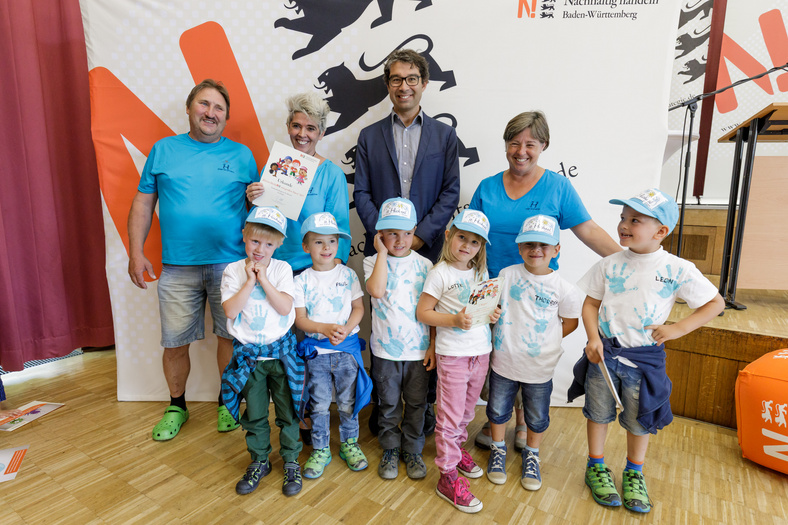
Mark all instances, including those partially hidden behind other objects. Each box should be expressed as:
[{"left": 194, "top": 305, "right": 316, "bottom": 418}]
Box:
[
  {"left": 457, "top": 448, "right": 483, "bottom": 479},
  {"left": 436, "top": 471, "right": 483, "bottom": 513}
]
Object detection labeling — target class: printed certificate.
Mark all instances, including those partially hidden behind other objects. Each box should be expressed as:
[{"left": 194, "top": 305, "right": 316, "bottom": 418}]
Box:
[
  {"left": 252, "top": 141, "right": 320, "bottom": 220},
  {"left": 0, "top": 401, "right": 64, "bottom": 431},
  {"left": 465, "top": 277, "right": 501, "bottom": 328}
]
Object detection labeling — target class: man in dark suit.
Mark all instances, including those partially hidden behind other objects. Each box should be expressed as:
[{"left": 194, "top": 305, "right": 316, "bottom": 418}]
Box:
[{"left": 354, "top": 49, "right": 460, "bottom": 263}]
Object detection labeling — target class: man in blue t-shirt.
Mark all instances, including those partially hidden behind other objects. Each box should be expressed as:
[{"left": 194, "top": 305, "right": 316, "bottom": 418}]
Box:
[{"left": 127, "top": 79, "right": 258, "bottom": 441}]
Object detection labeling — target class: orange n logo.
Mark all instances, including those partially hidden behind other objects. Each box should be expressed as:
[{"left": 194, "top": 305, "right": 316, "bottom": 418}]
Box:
[
  {"left": 89, "top": 22, "right": 268, "bottom": 282},
  {"left": 519, "top": 0, "right": 538, "bottom": 19}
]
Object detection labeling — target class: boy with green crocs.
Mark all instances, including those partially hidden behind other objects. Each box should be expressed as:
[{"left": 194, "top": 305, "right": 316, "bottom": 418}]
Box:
[
  {"left": 569, "top": 189, "right": 723, "bottom": 513},
  {"left": 219, "top": 207, "right": 306, "bottom": 496}
]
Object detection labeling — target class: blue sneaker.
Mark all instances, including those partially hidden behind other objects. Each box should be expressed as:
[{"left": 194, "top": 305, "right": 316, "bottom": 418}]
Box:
[
  {"left": 486, "top": 443, "right": 507, "bottom": 485},
  {"left": 521, "top": 450, "right": 541, "bottom": 491}
]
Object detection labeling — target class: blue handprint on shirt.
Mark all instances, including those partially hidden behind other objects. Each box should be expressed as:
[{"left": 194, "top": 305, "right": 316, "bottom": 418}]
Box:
[
  {"left": 520, "top": 330, "right": 541, "bottom": 357},
  {"left": 656, "top": 264, "right": 690, "bottom": 298},
  {"left": 377, "top": 326, "right": 408, "bottom": 358},
  {"left": 509, "top": 278, "right": 527, "bottom": 302},
  {"left": 606, "top": 263, "right": 638, "bottom": 294},
  {"left": 250, "top": 283, "right": 266, "bottom": 301},
  {"left": 598, "top": 306, "right": 623, "bottom": 338},
  {"left": 630, "top": 302, "right": 660, "bottom": 343}
]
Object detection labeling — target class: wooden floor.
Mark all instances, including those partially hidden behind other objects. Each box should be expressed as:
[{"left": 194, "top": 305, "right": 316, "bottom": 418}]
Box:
[{"left": 1, "top": 351, "right": 787, "bottom": 525}]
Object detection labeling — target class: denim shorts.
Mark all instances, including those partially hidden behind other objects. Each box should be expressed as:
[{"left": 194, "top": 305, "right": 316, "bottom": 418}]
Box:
[
  {"left": 157, "top": 263, "right": 231, "bottom": 347},
  {"left": 582, "top": 357, "right": 648, "bottom": 436},
  {"left": 486, "top": 370, "right": 552, "bottom": 434}
]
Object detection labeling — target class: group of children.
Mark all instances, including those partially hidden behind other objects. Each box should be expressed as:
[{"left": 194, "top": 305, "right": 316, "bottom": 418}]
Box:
[{"left": 218, "top": 188, "right": 724, "bottom": 515}]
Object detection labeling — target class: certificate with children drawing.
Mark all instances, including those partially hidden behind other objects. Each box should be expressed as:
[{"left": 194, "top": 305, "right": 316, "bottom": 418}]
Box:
[
  {"left": 464, "top": 277, "right": 501, "bottom": 328},
  {"left": 0, "top": 401, "right": 64, "bottom": 431},
  {"left": 252, "top": 141, "right": 319, "bottom": 220}
]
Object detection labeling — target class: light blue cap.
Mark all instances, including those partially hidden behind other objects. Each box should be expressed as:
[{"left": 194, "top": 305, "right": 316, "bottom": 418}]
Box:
[
  {"left": 610, "top": 188, "right": 679, "bottom": 234},
  {"left": 515, "top": 215, "right": 560, "bottom": 245},
  {"left": 451, "top": 209, "right": 491, "bottom": 244},
  {"left": 300, "top": 212, "right": 351, "bottom": 240},
  {"left": 245, "top": 206, "right": 287, "bottom": 237},
  {"left": 375, "top": 197, "right": 417, "bottom": 231}
]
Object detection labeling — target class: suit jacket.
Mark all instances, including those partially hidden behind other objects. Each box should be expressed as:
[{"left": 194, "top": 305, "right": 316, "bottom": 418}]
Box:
[{"left": 353, "top": 112, "right": 460, "bottom": 263}]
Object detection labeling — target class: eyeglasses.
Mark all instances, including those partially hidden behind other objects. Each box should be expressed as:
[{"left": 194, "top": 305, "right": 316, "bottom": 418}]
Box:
[{"left": 388, "top": 75, "right": 421, "bottom": 87}]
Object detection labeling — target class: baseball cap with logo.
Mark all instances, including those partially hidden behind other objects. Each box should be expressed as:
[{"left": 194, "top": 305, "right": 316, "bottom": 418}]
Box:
[
  {"left": 246, "top": 206, "right": 287, "bottom": 237},
  {"left": 300, "top": 212, "right": 352, "bottom": 240},
  {"left": 609, "top": 188, "right": 679, "bottom": 234},
  {"left": 375, "top": 197, "right": 418, "bottom": 231},
  {"left": 515, "top": 214, "right": 560, "bottom": 245},
  {"left": 451, "top": 209, "right": 492, "bottom": 244}
]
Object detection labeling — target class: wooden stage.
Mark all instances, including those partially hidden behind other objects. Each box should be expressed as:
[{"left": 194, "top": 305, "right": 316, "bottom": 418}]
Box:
[{"left": 666, "top": 287, "right": 788, "bottom": 429}]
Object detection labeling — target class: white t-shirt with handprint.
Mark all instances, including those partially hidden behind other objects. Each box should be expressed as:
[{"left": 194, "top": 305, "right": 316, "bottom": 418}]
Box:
[
  {"left": 221, "top": 258, "right": 295, "bottom": 346},
  {"left": 578, "top": 247, "right": 718, "bottom": 357},
  {"left": 294, "top": 264, "right": 364, "bottom": 353},
  {"left": 421, "top": 261, "right": 492, "bottom": 357},
  {"left": 492, "top": 264, "right": 583, "bottom": 383},
  {"left": 363, "top": 251, "right": 433, "bottom": 361}
]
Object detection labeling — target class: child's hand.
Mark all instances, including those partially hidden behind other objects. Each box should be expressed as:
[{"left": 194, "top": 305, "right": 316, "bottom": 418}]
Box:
[
  {"left": 245, "top": 260, "right": 258, "bottom": 282},
  {"left": 329, "top": 325, "right": 350, "bottom": 345},
  {"left": 423, "top": 346, "right": 436, "bottom": 371},
  {"left": 246, "top": 182, "right": 265, "bottom": 202},
  {"left": 373, "top": 232, "right": 388, "bottom": 255},
  {"left": 646, "top": 324, "right": 683, "bottom": 345},
  {"left": 254, "top": 262, "right": 270, "bottom": 286},
  {"left": 453, "top": 307, "right": 473, "bottom": 330},
  {"left": 489, "top": 306, "right": 502, "bottom": 324},
  {"left": 585, "top": 339, "right": 604, "bottom": 364}
]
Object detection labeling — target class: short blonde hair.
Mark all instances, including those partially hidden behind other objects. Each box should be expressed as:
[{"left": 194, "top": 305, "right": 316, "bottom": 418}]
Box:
[
  {"left": 503, "top": 111, "right": 549, "bottom": 149},
  {"left": 243, "top": 222, "right": 284, "bottom": 243},
  {"left": 438, "top": 226, "right": 488, "bottom": 281}
]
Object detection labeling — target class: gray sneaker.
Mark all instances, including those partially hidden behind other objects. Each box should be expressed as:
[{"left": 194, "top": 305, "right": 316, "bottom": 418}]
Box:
[
  {"left": 378, "top": 448, "right": 399, "bottom": 480},
  {"left": 402, "top": 451, "right": 427, "bottom": 479}
]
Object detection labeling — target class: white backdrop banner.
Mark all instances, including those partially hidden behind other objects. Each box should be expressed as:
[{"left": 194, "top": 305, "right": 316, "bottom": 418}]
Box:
[{"left": 80, "top": 0, "right": 680, "bottom": 402}]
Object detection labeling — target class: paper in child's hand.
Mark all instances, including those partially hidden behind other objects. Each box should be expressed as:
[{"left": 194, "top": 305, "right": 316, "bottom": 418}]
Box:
[{"left": 464, "top": 277, "right": 502, "bottom": 328}]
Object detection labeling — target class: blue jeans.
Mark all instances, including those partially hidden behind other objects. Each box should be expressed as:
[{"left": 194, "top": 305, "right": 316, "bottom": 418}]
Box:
[
  {"left": 157, "top": 263, "right": 230, "bottom": 347},
  {"left": 486, "top": 370, "right": 552, "bottom": 433},
  {"left": 583, "top": 357, "right": 648, "bottom": 436},
  {"left": 308, "top": 352, "right": 359, "bottom": 449}
]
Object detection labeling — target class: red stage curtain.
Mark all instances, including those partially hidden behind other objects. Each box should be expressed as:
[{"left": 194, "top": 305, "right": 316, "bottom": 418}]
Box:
[{"left": 0, "top": 0, "right": 114, "bottom": 371}]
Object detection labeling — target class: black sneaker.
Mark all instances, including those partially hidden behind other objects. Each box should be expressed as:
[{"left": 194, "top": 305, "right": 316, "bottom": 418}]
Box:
[
  {"left": 282, "top": 461, "right": 302, "bottom": 496},
  {"left": 235, "top": 459, "right": 271, "bottom": 495}
]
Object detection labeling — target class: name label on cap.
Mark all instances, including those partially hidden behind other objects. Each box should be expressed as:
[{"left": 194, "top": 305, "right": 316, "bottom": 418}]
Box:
[
  {"left": 635, "top": 189, "right": 667, "bottom": 210},
  {"left": 461, "top": 210, "right": 490, "bottom": 233},
  {"left": 522, "top": 215, "right": 556, "bottom": 235},
  {"left": 255, "top": 207, "right": 286, "bottom": 230},
  {"left": 381, "top": 201, "right": 412, "bottom": 218},
  {"left": 314, "top": 213, "right": 338, "bottom": 229}
]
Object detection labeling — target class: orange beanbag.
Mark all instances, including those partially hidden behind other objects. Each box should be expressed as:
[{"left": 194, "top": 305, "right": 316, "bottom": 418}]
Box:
[{"left": 735, "top": 348, "right": 788, "bottom": 475}]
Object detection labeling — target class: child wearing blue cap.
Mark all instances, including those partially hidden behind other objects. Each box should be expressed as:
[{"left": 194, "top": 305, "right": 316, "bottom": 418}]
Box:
[
  {"left": 219, "top": 206, "right": 304, "bottom": 497},
  {"left": 363, "top": 198, "right": 435, "bottom": 481},
  {"left": 570, "top": 188, "right": 724, "bottom": 513},
  {"left": 293, "top": 212, "right": 371, "bottom": 479},
  {"left": 416, "top": 209, "right": 501, "bottom": 514},
  {"left": 487, "top": 215, "right": 583, "bottom": 491}
]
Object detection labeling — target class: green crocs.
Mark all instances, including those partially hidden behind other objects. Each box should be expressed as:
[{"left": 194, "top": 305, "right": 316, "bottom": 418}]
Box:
[
  {"left": 622, "top": 468, "right": 652, "bottom": 513},
  {"left": 585, "top": 463, "right": 622, "bottom": 507},
  {"left": 152, "top": 406, "right": 189, "bottom": 441},
  {"left": 217, "top": 405, "right": 240, "bottom": 432}
]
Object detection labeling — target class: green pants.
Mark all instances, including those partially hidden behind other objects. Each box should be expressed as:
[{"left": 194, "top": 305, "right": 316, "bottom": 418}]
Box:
[{"left": 240, "top": 359, "right": 302, "bottom": 463}]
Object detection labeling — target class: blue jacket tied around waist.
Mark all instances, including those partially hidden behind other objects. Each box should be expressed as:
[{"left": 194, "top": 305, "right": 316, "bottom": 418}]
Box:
[
  {"left": 221, "top": 331, "right": 307, "bottom": 422},
  {"left": 298, "top": 333, "right": 372, "bottom": 418},
  {"left": 567, "top": 336, "right": 673, "bottom": 434}
]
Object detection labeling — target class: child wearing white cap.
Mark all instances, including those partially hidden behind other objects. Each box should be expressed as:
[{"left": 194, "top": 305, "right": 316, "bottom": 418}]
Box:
[
  {"left": 293, "top": 212, "right": 371, "bottom": 480},
  {"left": 219, "top": 206, "right": 303, "bottom": 497},
  {"left": 363, "top": 198, "right": 435, "bottom": 481},
  {"left": 570, "top": 188, "right": 724, "bottom": 514},
  {"left": 416, "top": 210, "right": 501, "bottom": 514},
  {"left": 485, "top": 214, "right": 583, "bottom": 491}
]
